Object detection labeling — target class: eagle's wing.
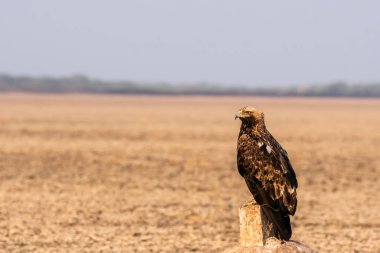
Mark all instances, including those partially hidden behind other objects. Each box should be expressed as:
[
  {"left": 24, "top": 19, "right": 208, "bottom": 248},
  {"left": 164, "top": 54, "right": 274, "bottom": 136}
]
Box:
[
  {"left": 237, "top": 132, "right": 298, "bottom": 216},
  {"left": 266, "top": 131, "right": 298, "bottom": 189}
]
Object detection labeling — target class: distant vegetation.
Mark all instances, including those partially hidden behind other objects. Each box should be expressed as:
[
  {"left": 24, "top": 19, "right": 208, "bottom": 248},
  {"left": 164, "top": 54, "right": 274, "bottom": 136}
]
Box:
[{"left": 1, "top": 73, "right": 380, "bottom": 97}]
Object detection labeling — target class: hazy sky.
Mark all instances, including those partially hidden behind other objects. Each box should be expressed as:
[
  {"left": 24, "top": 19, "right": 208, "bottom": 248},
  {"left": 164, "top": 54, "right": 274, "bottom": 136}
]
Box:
[{"left": 1, "top": 1, "right": 379, "bottom": 86}]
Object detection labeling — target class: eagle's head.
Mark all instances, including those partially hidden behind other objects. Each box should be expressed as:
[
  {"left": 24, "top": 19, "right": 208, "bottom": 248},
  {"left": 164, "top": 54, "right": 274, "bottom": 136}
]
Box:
[{"left": 235, "top": 107, "right": 264, "bottom": 124}]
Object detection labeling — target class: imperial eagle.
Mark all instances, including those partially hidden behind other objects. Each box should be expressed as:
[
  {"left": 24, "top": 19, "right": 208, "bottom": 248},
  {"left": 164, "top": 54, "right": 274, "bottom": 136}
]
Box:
[{"left": 236, "top": 107, "right": 298, "bottom": 240}]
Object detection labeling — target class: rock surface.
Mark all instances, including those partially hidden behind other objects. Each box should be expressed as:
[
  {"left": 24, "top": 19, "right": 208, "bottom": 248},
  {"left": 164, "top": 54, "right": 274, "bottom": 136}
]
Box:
[
  {"left": 224, "top": 238, "right": 317, "bottom": 253},
  {"left": 225, "top": 202, "right": 317, "bottom": 253},
  {"left": 239, "top": 202, "right": 279, "bottom": 246}
]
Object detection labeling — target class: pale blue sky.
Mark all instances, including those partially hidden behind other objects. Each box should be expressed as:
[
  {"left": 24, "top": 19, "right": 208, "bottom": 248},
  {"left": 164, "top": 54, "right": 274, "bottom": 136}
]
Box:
[{"left": 1, "top": 1, "right": 379, "bottom": 86}]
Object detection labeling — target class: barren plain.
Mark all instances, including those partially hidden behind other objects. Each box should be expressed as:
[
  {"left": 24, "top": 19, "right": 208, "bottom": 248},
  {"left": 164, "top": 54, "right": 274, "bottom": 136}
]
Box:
[{"left": 0, "top": 94, "right": 379, "bottom": 253}]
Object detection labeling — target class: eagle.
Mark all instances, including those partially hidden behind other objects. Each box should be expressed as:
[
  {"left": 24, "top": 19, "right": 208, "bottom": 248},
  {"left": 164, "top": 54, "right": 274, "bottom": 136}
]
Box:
[{"left": 235, "top": 107, "right": 298, "bottom": 241}]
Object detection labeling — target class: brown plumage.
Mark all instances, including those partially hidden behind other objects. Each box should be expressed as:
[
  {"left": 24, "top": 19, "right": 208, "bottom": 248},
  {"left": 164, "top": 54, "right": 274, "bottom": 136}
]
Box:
[{"left": 236, "top": 107, "right": 298, "bottom": 241}]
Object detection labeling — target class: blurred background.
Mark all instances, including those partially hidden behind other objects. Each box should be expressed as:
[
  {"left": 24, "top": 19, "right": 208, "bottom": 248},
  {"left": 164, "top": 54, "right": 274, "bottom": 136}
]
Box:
[
  {"left": 1, "top": 0, "right": 380, "bottom": 94},
  {"left": 0, "top": 1, "right": 379, "bottom": 253}
]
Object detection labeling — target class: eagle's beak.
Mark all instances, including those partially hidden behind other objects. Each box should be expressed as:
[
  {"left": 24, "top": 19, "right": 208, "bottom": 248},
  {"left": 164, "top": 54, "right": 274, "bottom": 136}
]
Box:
[{"left": 235, "top": 112, "right": 241, "bottom": 120}]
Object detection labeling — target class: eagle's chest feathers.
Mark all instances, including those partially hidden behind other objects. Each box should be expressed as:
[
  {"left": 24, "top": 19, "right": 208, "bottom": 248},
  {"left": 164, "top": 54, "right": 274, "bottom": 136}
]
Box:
[{"left": 238, "top": 133, "right": 275, "bottom": 179}]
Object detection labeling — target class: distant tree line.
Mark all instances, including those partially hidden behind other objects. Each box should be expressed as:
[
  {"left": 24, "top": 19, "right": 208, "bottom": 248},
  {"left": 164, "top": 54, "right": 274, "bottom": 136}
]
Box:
[{"left": 1, "top": 74, "right": 380, "bottom": 97}]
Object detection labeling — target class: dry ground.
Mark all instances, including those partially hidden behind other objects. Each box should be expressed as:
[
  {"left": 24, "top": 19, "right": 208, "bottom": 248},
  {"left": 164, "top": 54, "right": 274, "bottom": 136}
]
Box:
[{"left": 0, "top": 94, "right": 379, "bottom": 253}]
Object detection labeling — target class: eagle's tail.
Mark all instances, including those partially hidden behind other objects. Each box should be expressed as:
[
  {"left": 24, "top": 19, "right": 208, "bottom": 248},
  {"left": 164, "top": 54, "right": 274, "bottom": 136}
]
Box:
[{"left": 261, "top": 205, "right": 292, "bottom": 241}]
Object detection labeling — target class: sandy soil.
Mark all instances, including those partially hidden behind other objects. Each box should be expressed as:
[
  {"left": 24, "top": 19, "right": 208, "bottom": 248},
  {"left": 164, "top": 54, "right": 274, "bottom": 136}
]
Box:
[{"left": 0, "top": 94, "right": 379, "bottom": 253}]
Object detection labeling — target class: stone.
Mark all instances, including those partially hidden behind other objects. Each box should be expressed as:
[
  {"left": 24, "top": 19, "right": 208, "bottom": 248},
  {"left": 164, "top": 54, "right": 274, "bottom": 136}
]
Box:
[
  {"left": 223, "top": 201, "right": 317, "bottom": 253},
  {"left": 239, "top": 201, "right": 278, "bottom": 246}
]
